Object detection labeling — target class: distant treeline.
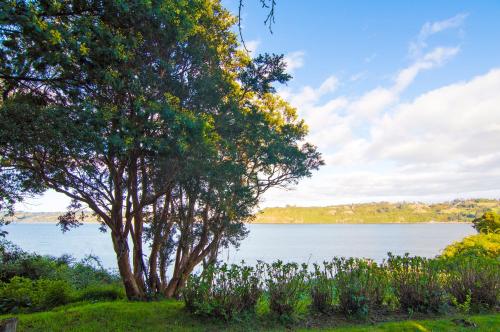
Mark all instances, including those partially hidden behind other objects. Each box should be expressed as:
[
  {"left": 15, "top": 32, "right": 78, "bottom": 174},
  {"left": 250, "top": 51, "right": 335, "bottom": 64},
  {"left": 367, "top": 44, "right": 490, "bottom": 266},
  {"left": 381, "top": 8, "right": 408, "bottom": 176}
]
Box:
[
  {"left": 255, "top": 199, "right": 500, "bottom": 224},
  {"left": 8, "top": 199, "right": 500, "bottom": 224}
]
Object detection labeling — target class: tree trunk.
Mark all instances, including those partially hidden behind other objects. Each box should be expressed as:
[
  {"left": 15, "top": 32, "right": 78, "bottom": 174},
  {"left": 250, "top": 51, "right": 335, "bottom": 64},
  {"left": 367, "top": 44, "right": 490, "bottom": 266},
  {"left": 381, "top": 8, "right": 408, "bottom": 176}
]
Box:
[{"left": 111, "top": 231, "right": 144, "bottom": 300}]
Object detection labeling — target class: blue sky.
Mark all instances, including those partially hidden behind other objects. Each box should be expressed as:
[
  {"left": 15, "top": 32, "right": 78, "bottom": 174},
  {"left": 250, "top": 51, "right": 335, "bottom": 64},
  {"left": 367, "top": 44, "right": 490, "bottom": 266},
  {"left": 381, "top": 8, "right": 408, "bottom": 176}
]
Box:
[
  {"left": 226, "top": 0, "right": 500, "bottom": 207},
  {"left": 17, "top": 1, "right": 500, "bottom": 211}
]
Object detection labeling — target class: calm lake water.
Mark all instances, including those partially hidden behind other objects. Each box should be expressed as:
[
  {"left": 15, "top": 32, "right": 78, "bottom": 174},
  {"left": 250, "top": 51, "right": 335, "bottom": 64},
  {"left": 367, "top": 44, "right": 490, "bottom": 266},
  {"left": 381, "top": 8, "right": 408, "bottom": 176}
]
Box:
[{"left": 3, "top": 223, "right": 475, "bottom": 270}]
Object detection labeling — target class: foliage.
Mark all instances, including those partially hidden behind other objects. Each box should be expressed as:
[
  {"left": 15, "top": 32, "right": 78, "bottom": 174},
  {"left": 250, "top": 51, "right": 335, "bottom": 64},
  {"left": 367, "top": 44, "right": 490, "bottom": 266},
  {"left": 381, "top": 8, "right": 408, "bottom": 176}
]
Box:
[
  {"left": 262, "top": 261, "right": 308, "bottom": 320},
  {"left": 76, "top": 284, "right": 125, "bottom": 302},
  {"left": 0, "top": 0, "right": 322, "bottom": 299},
  {"left": 183, "top": 263, "right": 262, "bottom": 320},
  {"left": 332, "top": 258, "right": 389, "bottom": 317},
  {"left": 0, "top": 276, "right": 72, "bottom": 314},
  {"left": 442, "top": 255, "right": 499, "bottom": 311},
  {"left": 387, "top": 254, "right": 445, "bottom": 314},
  {"left": 441, "top": 233, "right": 500, "bottom": 258},
  {"left": 472, "top": 211, "right": 500, "bottom": 233},
  {"left": 0, "top": 240, "right": 123, "bottom": 313},
  {"left": 309, "top": 263, "right": 335, "bottom": 313},
  {"left": 0, "top": 240, "right": 119, "bottom": 286},
  {"left": 256, "top": 199, "right": 500, "bottom": 223}
]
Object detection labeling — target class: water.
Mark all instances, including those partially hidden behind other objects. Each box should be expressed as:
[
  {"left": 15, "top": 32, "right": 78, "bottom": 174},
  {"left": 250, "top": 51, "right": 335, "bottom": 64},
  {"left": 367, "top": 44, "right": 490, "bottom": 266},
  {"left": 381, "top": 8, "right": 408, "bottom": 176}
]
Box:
[{"left": 3, "top": 223, "right": 475, "bottom": 270}]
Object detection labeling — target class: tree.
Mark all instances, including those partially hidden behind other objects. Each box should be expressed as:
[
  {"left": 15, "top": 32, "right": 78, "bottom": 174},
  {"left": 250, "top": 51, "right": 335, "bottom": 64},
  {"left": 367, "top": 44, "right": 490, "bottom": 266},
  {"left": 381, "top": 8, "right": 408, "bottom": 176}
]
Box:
[
  {"left": 0, "top": 0, "right": 322, "bottom": 299},
  {"left": 472, "top": 211, "right": 500, "bottom": 234}
]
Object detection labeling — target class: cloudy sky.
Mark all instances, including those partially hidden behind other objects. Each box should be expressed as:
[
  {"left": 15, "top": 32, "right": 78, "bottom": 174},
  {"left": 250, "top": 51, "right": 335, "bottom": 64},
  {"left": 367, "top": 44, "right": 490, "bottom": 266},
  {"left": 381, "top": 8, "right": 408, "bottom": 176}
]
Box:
[
  {"left": 232, "top": 0, "right": 500, "bottom": 207},
  {"left": 17, "top": 1, "right": 500, "bottom": 212}
]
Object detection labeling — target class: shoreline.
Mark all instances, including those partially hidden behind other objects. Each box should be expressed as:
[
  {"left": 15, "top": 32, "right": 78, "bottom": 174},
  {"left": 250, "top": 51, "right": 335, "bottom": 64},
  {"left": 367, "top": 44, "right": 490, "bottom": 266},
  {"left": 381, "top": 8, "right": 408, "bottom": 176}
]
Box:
[{"left": 7, "top": 220, "right": 473, "bottom": 225}]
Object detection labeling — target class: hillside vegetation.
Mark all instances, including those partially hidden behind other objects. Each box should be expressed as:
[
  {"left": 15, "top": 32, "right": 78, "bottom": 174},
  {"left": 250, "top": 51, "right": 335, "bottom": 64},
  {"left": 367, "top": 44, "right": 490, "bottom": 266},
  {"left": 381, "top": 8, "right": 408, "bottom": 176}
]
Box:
[
  {"left": 8, "top": 199, "right": 500, "bottom": 224},
  {"left": 255, "top": 199, "right": 500, "bottom": 224}
]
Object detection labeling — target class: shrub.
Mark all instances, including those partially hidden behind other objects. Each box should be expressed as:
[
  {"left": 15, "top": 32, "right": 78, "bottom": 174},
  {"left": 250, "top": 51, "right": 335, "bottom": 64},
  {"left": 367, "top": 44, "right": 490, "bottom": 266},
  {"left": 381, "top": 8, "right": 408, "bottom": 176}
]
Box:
[
  {"left": 263, "top": 261, "right": 307, "bottom": 320},
  {"left": 184, "top": 263, "right": 262, "bottom": 320},
  {"left": 0, "top": 277, "right": 72, "bottom": 313},
  {"left": 0, "top": 276, "right": 37, "bottom": 313},
  {"left": 444, "top": 255, "right": 499, "bottom": 310},
  {"left": 472, "top": 211, "right": 500, "bottom": 233},
  {"left": 77, "top": 283, "right": 125, "bottom": 302},
  {"left": 387, "top": 254, "right": 445, "bottom": 313},
  {"left": 441, "top": 233, "right": 500, "bottom": 258},
  {"left": 332, "top": 258, "right": 389, "bottom": 317},
  {"left": 0, "top": 240, "right": 119, "bottom": 289},
  {"left": 309, "top": 263, "right": 335, "bottom": 313}
]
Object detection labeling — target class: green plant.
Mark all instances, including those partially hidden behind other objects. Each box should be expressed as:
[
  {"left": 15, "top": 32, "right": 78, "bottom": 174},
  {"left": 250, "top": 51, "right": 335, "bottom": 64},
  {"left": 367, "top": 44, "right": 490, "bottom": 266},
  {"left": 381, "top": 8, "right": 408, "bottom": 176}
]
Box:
[
  {"left": 444, "top": 255, "right": 499, "bottom": 310},
  {"left": 0, "top": 276, "right": 72, "bottom": 313},
  {"left": 472, "top": 211, "right": 500, "bottom": 233},
  {"left": 77, "top": 283, "right": 125, "bottom": 302},
  {"left": 387, "top": 254, "right": 445, "bottom": 313},
  {"left": 263, "top": 261, "right": 307, "bottom": 321},
  {"left": 309, "top": 263, "right": 335, "bottom": 313},
  {"left": 183, "top": 263, "right": 262, "bottom": 320},
  {"left": 332, "top": 258, "right": 389, "bottom": 317}
]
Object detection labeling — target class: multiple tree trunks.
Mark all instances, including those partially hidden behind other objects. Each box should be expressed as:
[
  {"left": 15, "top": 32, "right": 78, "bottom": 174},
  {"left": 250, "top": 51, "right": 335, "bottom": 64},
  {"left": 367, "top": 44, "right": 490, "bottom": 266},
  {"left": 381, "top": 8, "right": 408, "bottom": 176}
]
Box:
[{"left": 0, "top": 0, "right": 323, "bottom": 301}]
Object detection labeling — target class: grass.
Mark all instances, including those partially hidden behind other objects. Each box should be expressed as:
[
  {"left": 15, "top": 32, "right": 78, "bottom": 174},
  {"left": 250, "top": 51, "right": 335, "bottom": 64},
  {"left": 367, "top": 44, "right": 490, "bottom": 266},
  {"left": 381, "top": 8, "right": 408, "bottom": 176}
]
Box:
[
  {"left": 255, "top": 199, "right": 500, "bottom": 224},
  {"left": 1, "top": 300, "right": 498, "bottom": 331}
]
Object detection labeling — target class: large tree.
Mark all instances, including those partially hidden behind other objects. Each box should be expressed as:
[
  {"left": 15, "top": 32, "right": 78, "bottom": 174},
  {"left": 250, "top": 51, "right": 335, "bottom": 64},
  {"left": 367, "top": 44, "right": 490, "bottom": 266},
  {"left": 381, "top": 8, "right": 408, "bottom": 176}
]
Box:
[{"left": 0, "top": 0, "right": 322, "bottom": 299}]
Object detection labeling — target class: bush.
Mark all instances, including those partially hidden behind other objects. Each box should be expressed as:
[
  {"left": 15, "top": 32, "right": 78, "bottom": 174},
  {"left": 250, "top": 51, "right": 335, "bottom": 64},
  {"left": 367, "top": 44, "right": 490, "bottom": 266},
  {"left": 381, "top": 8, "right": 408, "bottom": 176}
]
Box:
[
  {"left": 0, "top": 240, "right": 119, "bottom": 289},
  {"left": 309, "top": 263, "right": 335, "bottom": 313},
  {"left": 77, "top": 283, "right": 125, "bottom": 302},
  {"left": 0, "top": 276, "right": 72, "bottom": 313},
  {"left": 387, "top": 254, "right": 445, "bottom": 313},
  {"left": 184, "top": 263, "right": 262, "bottom": 320},
  {"left": 472, "top": 211, "right": 500, "bottom": 233},
  {"left": 333, "top": 258, "right": 389, "bottom": 317},
  {"left": 444, "top": 256, "right": 499, "bottom": 311},
  {"left": 263, "top": 261, "right": 307, "bottom": 320},
  {"left": 442, "top": 233, "right": 500, "bottom": 258}
]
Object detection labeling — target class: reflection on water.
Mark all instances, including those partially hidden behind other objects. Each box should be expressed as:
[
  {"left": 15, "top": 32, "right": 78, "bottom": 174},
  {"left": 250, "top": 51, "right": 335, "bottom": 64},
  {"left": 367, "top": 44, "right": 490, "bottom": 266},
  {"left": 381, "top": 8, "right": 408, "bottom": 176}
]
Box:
[{"left": 4, "top": 223, "right": 475, "bottom": 270}]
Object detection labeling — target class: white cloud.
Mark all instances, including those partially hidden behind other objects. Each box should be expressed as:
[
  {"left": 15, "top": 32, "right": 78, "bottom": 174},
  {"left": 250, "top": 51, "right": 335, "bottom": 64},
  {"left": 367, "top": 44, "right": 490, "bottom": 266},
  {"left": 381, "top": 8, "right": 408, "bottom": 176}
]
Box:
[
  {"left": 409, "top": 13, "right": 468, "bottom": 57},
  {"left": 367, "top": 69, "right": 500, "bottom": 163},
  {"left": 262, "top": 17, "right": 500, "bottom": 207},
  {"left": 284, "top": 51, "right": 305, "bottom": 73}
]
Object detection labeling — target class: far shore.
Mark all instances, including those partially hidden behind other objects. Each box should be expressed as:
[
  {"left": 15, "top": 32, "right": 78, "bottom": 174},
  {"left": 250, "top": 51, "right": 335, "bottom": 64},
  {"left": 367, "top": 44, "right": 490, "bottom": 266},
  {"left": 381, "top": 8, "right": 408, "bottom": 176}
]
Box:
[{"left": 7, "top": 219, "right": 473, "bottom": 225}]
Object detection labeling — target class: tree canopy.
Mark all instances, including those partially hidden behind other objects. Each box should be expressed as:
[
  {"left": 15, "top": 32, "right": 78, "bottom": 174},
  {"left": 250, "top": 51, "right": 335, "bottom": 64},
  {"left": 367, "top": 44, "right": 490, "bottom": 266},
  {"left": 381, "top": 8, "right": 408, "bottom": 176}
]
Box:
[{"left": 0, "top": 0, "right": 322, "bottom": 299}]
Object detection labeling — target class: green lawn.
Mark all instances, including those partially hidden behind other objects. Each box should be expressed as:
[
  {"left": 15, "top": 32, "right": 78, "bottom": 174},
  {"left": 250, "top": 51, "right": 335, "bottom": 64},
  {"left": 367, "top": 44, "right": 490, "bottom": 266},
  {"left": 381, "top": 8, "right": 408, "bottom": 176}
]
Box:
[{"left": 1, "top": 300, "right": 498, "bottom": 332}]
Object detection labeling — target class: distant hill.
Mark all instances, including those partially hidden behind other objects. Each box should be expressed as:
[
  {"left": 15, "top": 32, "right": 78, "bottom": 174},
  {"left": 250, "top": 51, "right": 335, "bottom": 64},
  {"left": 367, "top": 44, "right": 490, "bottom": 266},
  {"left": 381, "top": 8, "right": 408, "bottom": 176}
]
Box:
[
  {"left": 253, "top": 199, "right": 500, "bottom": 224},
  {"left": 7, "top": 199, "right": 500, "bottom": 224},
  {"left": 6, "top": 211, "right": 99, "bottom": 223}
]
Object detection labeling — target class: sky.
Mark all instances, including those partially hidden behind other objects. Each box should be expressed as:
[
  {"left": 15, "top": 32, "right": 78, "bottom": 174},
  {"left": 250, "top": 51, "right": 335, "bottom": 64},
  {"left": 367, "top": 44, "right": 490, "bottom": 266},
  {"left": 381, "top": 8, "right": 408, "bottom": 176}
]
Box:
[{"left": 16, "top": 1, "right": 500, "bottom": 212}]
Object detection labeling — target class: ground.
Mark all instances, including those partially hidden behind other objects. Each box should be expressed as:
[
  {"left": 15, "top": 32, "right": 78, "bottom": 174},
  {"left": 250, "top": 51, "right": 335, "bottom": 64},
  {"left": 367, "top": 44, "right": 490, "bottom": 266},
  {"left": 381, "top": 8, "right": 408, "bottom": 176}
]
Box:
[{"left": 1, "top": 300, "right": 498, "bottom": 331}]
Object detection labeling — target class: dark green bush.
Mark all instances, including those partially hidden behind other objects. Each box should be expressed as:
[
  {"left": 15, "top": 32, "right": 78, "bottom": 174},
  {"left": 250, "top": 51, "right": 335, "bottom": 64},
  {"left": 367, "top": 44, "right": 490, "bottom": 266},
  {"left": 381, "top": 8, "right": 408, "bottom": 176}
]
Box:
[
  {"left": 387, "top": 254, "right": 445, "bottom": 313},
  {"left": 309, "top": 263, "right": 335, "bottom": 313},
  {"left": 443, "top": 255, "right": 499, "bottom": 310},
  {"left": 184, "top": 263, "right": 262, "bottom": 320},
  {"left": 263, "top": 261, "right": 307, "bottom": 320},
  {"left": 333, "top": 258, "right": 389, "bottom": 317}
]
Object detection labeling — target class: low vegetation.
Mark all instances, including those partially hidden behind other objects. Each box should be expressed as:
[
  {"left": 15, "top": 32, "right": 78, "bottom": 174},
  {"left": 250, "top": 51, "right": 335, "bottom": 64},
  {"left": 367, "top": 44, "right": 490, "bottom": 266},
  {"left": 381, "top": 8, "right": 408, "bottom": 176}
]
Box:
[
  {"left": 183, "top": 254, "right": 499, "bottom": 322},
  {"left": 1, "top": 300, "right": 499, "bottom": 331},
  {"left": 1, "top": 215, "right": 498, "bottom": 330},
  {"left": 256, "top": 199, "right": 500, "bottom": 223},
  {"left": 0, "top": 240, "right": 124, "bottom": 314}
]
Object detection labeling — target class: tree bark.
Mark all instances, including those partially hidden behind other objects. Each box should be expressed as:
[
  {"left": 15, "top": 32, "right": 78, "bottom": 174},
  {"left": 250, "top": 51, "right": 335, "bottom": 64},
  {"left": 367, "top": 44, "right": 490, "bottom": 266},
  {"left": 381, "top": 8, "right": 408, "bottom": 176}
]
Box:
[{"left": 111, "top": 231, "right": 144, "bottom": 299}]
